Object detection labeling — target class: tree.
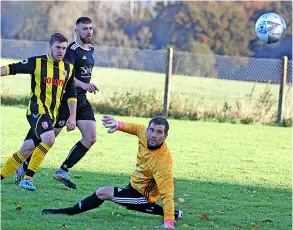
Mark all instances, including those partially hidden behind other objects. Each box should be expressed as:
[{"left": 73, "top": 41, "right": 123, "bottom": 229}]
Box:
[
  {"left": 4, "top": 2, "right": 57, "bottom": 40},
  {"left": 183, "top": 1, "right": 255, "bottom": 56}
]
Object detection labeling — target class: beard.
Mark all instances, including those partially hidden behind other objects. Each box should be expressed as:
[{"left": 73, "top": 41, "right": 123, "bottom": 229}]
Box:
[
  {"left": 80, "top": 35, "right": 92, "bottom": 44},
  {"left": 147, "top": 140, "right": 163, "bottom": 150}
]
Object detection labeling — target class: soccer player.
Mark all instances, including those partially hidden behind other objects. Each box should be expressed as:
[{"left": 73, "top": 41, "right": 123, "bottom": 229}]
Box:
[
  {"left": 0, "top": 33, "right": 77, "bottom": 191},
  {"left": 17, "top": 17, "right": 99, "bottom": 189},
  {"left": 42, "top": 115, "right": 183, "bottom": 229}
]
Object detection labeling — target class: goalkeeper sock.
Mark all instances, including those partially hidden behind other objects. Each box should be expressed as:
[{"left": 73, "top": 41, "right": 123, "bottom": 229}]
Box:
[
  {"left": 60, "top": 141, "right": 88, "bottom": 172},
  {"left": 124, "top": 203, "right": 164, "bottom": 216},
  {"left": 1, "top": 152, "right": 26, "bottom": 179},
  {"left": 125, "top": 203, "right": 181, "bottom": 219},
  {"left": 60, "top": 192, "right": 104, "bottom": 215},
  {"left": 25, "top": 143, "right": 50, "bottom": 178}
]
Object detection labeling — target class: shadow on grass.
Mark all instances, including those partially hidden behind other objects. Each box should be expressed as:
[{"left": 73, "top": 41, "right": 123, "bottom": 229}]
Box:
[{"left": 1, "top": 168, "right": 292, "bottom": 230}]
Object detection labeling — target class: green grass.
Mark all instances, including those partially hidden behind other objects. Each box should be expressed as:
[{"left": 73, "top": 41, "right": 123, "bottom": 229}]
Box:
[
  {"left": 1, "top": 58, "right": 291, "bottom": 109},
  {"left": 1, "top": 105, "right": 292, "bottom": 229}
]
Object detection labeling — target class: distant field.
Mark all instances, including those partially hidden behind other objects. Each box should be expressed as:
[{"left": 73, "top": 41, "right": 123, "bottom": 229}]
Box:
[{"left": 1, "top": 58, "right": 291, "bottom": 110}]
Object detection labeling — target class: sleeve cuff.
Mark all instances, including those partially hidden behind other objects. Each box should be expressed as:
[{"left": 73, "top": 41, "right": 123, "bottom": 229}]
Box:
[
  {"left": 117, "top": 122, "right": 125, "bottom": 131},
  {"left": 5, "top": 65, "right": 10, "bottom": 75},
  {"left": 67, "top": 98, "right": 77, "bottom": 103}
]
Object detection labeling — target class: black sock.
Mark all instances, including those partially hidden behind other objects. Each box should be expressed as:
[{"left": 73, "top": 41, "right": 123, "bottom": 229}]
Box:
[
  {"left": 61, "top": 141, "right": 89, "bottom": 172},
  {"left": 60, "top": 192, "right": 104, "bottom": 215},
  {"left": 175, "top": 210, "right": 181, "bottom": 219},
  {"left": 123, "top": 203, "right": 164, "bottom": 216},
  {"left": 125, "top": 203, "right": 180, "bottom": 219},
  {"left": 23, "top": 155, "right": 31, "bottom": 172}
]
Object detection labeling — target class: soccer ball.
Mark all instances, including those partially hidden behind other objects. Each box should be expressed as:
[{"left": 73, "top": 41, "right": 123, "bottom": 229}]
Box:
[{"left": 255, "top": 13, "right": 286, "bottom": 44}]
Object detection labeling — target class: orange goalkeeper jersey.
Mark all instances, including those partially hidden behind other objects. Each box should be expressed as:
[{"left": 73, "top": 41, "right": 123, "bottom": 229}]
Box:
[{"left": 121, "top": 122, "right": 175, "bottom": 221}]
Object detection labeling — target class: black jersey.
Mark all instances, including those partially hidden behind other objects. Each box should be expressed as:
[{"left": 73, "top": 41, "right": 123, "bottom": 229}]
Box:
[
  {"left": 5, "top": 55, "right": 76, "bottom": 120},
  {"left": 63, "top": 41, "right": 95, "bottom": 96}
]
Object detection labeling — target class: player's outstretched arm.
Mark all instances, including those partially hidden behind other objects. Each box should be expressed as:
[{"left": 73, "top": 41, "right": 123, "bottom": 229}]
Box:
[
  {"left": 154, "top": 165, "right": 175, "bottom": 229},
  {"left": 1, "top": 58, "right": 35, "bottom": 77},
  {"left": 102, "top": 115, "right": 124, "bottom": 133},
  {"left": 102, "top": 115, "right": 146, "bottom": 136}
]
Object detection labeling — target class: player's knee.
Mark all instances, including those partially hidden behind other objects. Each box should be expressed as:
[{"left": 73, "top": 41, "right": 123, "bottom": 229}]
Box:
[
  {"left": 84, "top": 135, "right": 96, "bottom": 147},
  {"left": 22, "top": 149, "right": 34, "bottom": 158},
  {"left": 41, "top": 132, "right": 55, "bottom": 147},
  {"left": 46, "top": 138, "right": 55, "bottom": 147},
  {"left": 19, "top": 141, "right": 35, "bottom": 158},
  {"left": 45, "top": 135, "right": 55, "bottom": 146},
  {"left": 19, "top": 149, "right": 33, "bottom": 158},
  {"left": 96, "top": 186, "right": 113, "bottom": 200}
]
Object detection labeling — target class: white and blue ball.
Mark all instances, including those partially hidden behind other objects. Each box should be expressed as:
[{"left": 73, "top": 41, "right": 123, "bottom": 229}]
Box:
[{"left": 255, "top": 13, "right": 286, "bottom": 44}]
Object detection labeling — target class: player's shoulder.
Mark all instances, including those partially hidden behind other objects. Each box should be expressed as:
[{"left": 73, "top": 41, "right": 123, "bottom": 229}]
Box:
[
  {"left": 34, "top": 55, "right": 47, "bottom": 59},
  {"left": 67, "top": 41, "right": 82, "bottom": 51},
  {"left": 68, "top": 41, "right": 94, "bottom": 52},
  {"left": 138, "top": 124, "right": 147, "bottom": 135},
  {"left": 20, "top": 55, "right": 46, "bottom": 64},
  {"left": 137, "top": 124, "right": 147, "bottom": 131}
]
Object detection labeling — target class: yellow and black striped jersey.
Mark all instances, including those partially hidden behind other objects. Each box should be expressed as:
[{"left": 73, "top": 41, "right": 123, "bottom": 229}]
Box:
[
  {"left": 121, "top": 122, "right": 175, "bottom": 221},
  {"left": 5, "top": 55, "right": 77, "bottom": 121}
]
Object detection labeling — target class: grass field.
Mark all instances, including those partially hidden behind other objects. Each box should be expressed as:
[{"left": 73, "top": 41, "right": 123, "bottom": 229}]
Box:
[
  {"left": 1, "top": 105, "right": 292, "bottom": 230},
  {"left": 1, "top": 58, "right": 291, "bottom": 110}
]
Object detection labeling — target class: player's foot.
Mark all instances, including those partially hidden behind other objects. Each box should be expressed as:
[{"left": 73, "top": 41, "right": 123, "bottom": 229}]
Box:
[
  {"left": 15, "top": 164, "right": 25, "bottom": 184},
  {"left": 53, "top": 169, "right": 77, "bottom": 189},
  {"left": 175, "top": 210, "right": 183, "bottom": 220},
  {"left": 42, "top": 208, "right": 64, "bottom": 215},
  {"left": 19, "top": 177, "right": 36, "bottom": 191}
]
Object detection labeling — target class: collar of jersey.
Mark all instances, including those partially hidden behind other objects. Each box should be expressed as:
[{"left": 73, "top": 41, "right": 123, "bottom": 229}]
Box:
[
  {"left": 46, "top": 54, "right": 59, "bottom": 63},
  {"left": 74, "top": 41, "right": 92, "bottom": 51}
]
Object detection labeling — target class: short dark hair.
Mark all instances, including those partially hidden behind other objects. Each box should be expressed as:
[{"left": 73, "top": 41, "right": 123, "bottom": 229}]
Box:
[
  {"left": 76, "top": 17, "right": 92, "bottom": 25},
  {"left": 147, "top": 116, "right": 169, "bottom": 136},
  {"left": 49, "top": 32, "right": 68, "bottom": 45}
]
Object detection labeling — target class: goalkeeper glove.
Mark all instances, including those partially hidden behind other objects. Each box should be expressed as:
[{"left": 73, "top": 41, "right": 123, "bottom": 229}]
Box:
[
  {"left": 102, "top": 115, "right": 124, "bottom": 133},
  {"left": 162, "top": 220, "right": 175, "bottom": 229}
]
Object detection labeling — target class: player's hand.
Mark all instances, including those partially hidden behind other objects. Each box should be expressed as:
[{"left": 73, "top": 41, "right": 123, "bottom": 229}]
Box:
[
  {"left": 162, "top": 220, "right": 175, "bottom": 229},
  {"left": 102, "top": 115, "right": 118, "bottom": 133},
  {"left": 66, "top": 116, "right": 76, "bottom": 132},
  {"left": 82, "top": 83, "right": 99, "bottom": 94}
]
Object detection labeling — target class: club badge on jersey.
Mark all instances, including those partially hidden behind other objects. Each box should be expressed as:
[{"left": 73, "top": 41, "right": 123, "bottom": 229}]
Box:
[{"left": 42, "top": 121, "right": 49, "bottom": 129}]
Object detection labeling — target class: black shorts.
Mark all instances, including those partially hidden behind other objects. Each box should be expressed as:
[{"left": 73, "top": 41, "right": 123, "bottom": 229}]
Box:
[
  {"left": 112, "top": 183, "right": 149, "bottom": 207},
  {"left": 55, "top": 96, "right": 95, "bottom": 128},
  {"left": 24, "top": 114, "right": 54, "bottom": 146}
]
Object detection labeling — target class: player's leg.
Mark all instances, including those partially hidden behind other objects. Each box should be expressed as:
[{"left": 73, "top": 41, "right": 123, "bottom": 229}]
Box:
[
  {"left": 15, "top": 132, "right": 42, "bottom": 183},
  {"left": 54, "top": 100, "right": 96, "bottom": 189},
  {"left": 19, "top": 114, "right": 55, "bottom": 191},
  {"left": 123, "top": 202, "right": 183, "bottom": 220},
  {"left": 0, "top": 133, "right": 36, "bottom": 180},
  {"left": 42, "top": 184, "right": 183, "bottom": 218},
  {"left": 111, "top": 184, "right": 183, "bottom": 220},
  {"left": 52, "top": 104, "right": 80, "bottom": 188},
  {"left": 42, "top": 186, "right": 108, "bottom": 215},
  {"left": 15, "top": 127, "right": 63, "bottom": 182}
]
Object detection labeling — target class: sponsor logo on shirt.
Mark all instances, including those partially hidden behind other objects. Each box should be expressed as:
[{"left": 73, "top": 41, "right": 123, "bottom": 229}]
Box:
[{"left": 44, "top": 77, "right": 65, "bottom": 86}]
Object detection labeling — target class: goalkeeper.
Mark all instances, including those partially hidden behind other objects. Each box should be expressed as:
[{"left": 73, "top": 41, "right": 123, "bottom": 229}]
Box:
[{"left": 42, "top": 115, "right": 183, "bottom": 229}]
